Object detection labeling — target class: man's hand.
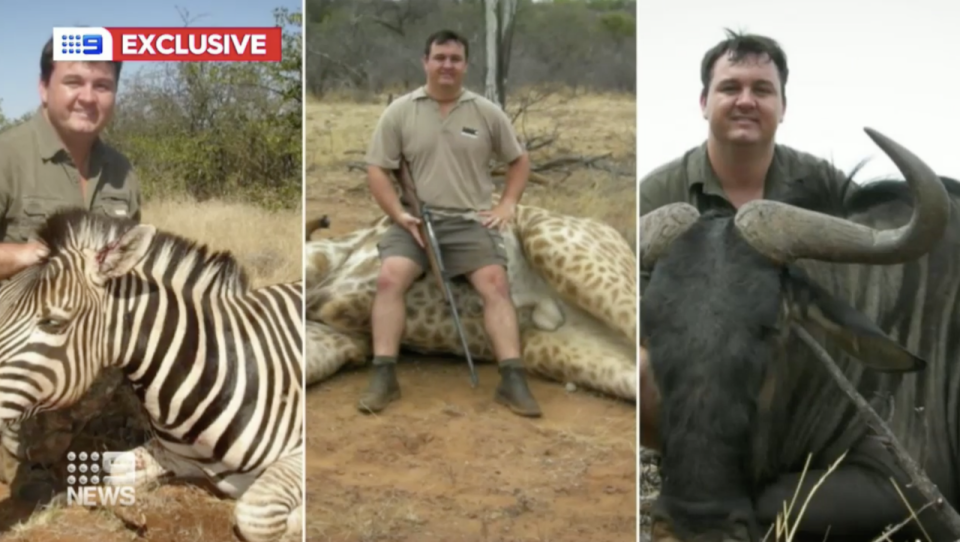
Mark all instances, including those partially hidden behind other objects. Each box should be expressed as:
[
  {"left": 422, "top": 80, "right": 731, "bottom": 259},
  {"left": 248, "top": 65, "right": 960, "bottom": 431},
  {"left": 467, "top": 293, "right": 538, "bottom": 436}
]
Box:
[
  {"left": 395, "top": 212, "right": 425, "bottom": 248},
  {"left": 0, "top": 241, "right": 49, "bottom": 282},
  {"left": 478, "top": 202, "right": 516, "bottom": 231}
]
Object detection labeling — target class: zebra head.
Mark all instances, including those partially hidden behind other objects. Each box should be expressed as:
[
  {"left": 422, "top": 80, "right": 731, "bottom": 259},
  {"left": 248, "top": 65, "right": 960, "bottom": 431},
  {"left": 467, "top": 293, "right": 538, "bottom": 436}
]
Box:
[{"left": 0, "top": 208, "right": 156, "bottom": 425}]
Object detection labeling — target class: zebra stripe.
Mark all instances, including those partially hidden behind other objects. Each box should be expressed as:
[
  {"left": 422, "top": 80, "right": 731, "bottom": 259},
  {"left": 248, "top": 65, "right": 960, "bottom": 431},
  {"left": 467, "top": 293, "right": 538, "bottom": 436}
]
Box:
[{"left": 0, "top": 208, "right": 303, "bottom": 542}]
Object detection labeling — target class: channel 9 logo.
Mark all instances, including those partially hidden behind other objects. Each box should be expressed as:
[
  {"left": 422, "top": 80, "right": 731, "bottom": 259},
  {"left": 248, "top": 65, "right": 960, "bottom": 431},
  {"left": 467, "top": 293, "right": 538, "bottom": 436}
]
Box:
[
  {"left": 52, "top": 27, "right": 113, "bottom": 61},
  {"left": 65, "top": 450, "right": 137, "bottom": 507}
]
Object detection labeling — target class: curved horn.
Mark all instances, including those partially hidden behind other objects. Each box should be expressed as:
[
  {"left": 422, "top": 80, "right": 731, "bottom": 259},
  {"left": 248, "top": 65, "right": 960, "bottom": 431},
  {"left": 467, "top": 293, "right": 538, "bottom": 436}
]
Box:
[
  {"left": 734, "top": 128, "right": 949, "bottom": 265},
  {"left": 640, "top": 203, "right": 701, "bottom": 271}
]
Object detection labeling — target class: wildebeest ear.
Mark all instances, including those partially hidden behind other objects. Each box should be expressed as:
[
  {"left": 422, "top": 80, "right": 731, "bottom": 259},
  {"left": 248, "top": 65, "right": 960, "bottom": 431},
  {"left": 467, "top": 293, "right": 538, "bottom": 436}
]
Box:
[{"left": 784, "top": 266, "right": 926, "bottom": 373}]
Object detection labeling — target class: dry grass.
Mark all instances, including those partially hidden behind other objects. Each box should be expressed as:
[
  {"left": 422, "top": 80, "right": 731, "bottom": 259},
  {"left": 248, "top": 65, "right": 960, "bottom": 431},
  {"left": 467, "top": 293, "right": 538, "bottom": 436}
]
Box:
[
  {"left": 142, "top": 197, "right": 303, "bottom": 287},
  {"left": 0, "top": 196, "right": 302, "bottom": 542},
  {"left": 304, "top": 87, "right": 637, "bottom": 245}
]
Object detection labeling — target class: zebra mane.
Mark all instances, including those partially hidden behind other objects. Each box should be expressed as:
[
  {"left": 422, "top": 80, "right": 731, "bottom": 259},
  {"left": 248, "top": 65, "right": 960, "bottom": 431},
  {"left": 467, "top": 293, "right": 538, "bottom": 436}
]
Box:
[{"left": 36, "top": 207, "right": 252, "bottom": 292}]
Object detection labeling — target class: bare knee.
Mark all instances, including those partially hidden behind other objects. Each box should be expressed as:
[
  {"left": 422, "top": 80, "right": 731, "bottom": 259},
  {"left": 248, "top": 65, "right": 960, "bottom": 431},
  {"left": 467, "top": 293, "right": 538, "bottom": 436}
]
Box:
[
  {"left": 376, "top": 257, "right": 422, "bottom": 296},
  {"left": 469, "top": 265, "right": 511, "bottom": 302}
]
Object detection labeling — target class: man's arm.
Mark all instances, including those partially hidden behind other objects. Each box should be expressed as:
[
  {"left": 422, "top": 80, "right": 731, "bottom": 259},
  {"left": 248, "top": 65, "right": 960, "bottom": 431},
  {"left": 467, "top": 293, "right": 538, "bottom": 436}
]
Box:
[
  {"left": 0, "top": 147, "right": 45, "bottom": 281},
  {"left": 367, "top": 164, "right": 406, "bottom": 222},
  {"left": 492, "top": 108, "right": 528, "bottom": 208},
  {"left": 364, "top": 103, "right": 406, "bottom": 221}
]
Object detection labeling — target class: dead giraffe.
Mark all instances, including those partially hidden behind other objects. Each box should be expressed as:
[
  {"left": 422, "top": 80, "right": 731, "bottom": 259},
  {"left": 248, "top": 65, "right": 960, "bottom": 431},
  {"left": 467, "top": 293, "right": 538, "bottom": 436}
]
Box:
[{"left": 304, "top": 202, "right": 637, "bottom": 402}]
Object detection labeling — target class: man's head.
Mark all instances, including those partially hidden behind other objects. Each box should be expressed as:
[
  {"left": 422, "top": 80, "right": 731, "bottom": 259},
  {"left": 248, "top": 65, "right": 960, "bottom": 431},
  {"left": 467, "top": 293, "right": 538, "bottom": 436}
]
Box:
[
  {"left": 422, "top": 30, "right": 468, "bottom": 92},
  {"left": 699, "top": 30, "right": 788, "bottom": 147},
  {"left": 38, "top": 37, "right": 123, "bottom": 141}
]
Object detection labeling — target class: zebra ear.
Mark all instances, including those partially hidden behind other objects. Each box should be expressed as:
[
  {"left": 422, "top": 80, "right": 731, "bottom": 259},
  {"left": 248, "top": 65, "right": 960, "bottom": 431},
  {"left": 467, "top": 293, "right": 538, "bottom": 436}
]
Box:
[{"left": 95, "top": 225, "right": 156, "bottom": 283}]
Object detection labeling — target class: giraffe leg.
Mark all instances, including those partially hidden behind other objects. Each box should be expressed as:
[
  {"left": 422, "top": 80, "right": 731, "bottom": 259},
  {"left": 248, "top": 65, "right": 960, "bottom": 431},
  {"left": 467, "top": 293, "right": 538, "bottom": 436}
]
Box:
[
  {"left": 305, "top": 320, "right": 371, "bottom": 386},
  {"left": 233, "top": 450, "right": 303, "bottom": 542}
]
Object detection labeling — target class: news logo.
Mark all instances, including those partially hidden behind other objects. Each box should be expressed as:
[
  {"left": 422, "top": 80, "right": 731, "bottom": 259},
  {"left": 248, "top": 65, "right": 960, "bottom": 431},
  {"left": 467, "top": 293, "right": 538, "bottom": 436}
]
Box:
[
  {"left": 51, "top": 26, "right": 282, "bottom": 62},
  {"left": 52, "top": 27, "right": 113, "bottom": 62},
  {"left": 65, "top": 449, "right": 137, "bottom": 507}
]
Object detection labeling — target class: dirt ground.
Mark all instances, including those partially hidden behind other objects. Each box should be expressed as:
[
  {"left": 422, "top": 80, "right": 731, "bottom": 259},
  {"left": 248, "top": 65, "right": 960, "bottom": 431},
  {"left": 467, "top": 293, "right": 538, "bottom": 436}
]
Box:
[
  {"left": 0, "top": 199, "right": 302, "bottom": 542},
  {"left": 308, "top": 362, "right": 636, "bottom": 542},
  {"left": 304, "top": 89, "right": 638, "bottom": 541}
]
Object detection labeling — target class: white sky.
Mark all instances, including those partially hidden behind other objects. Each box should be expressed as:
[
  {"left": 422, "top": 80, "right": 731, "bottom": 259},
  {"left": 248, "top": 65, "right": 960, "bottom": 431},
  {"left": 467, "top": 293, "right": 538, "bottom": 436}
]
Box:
[{"left": 637, "top": 0, "right": 960, "bottom": 184}]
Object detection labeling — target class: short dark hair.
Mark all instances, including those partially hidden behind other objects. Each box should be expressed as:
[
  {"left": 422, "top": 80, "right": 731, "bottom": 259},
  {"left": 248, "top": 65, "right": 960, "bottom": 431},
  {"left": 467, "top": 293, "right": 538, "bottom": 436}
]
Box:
[
  {"left": 423, "top": 29, "right": 469, "bottom": 60},
  {"left": 40, "top": 37, "right": 123, "bottom": 85},
  {"left": 700, "top": 29, "right": 788, "bottom": 104}
]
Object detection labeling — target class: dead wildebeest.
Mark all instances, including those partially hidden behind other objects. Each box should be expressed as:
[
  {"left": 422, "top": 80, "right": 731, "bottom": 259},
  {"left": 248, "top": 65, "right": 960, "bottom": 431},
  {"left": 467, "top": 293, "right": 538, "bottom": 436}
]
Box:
[{"left": 640, "top": 128, "right": 960, "bottom": 542}]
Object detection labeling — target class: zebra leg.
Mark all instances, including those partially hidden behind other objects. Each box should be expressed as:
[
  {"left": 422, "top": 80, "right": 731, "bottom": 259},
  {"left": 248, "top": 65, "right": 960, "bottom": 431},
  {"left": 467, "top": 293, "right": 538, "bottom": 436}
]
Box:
[{"left": 233, "top": 450, "right": 303, "bottom": 542}]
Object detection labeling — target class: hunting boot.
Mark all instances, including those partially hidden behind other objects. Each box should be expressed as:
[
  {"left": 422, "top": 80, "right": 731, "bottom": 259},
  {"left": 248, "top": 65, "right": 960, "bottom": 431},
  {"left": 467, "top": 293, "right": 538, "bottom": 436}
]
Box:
[
  {"left": 356, "top": 358, "right": 401, "bottom": 414},
  {"left": 494, "top": 360, "right": 542, "bottom": 417}
]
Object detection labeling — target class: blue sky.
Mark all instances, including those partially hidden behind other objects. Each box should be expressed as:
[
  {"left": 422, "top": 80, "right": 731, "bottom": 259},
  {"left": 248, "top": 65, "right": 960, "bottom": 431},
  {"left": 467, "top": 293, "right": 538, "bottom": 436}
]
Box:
[{"left": 0, "top": 0, "right": 301, "bottom": 119}]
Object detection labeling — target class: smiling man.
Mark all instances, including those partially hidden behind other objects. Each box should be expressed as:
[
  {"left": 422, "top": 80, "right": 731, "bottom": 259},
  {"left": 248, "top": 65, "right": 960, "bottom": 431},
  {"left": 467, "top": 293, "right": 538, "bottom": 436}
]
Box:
[
  {"left": 638, "top": 30, "right": 854, "bottom": 451},
  {"left": 0, "top": 35, "right": 143, "bottom": 504},
  {"left": 359, "top": 29, "right": 540, "bottom": 418},
  {"left": 0, "top": 36, "right": 142, "bottom": 281}
]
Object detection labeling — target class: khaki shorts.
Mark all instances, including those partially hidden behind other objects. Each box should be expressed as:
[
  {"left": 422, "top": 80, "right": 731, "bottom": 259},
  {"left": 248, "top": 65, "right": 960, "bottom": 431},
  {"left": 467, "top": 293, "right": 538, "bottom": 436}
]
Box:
[{"left": 377, "top": 215, "right": 508, "bottom": 278}]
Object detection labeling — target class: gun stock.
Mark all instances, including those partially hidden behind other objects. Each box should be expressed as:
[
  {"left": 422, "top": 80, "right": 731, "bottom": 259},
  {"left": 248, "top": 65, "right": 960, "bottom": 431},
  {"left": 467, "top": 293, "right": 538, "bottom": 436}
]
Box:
[{"left": 394, "top": 159, "right": 445, "bottom": 293}]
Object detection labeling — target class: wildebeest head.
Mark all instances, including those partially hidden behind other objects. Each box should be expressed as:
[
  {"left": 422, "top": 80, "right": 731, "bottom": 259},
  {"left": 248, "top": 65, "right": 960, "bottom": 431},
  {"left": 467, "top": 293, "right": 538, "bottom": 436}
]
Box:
[{"left": 639, "top": 128, "right": 948, "bottom": 542}]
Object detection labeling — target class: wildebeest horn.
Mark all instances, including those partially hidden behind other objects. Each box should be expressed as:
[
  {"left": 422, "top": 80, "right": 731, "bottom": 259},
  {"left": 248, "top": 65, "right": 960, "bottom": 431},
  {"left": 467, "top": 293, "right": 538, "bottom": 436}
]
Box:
[
  {"left": 640, "top": 203, "right": 701, "bottom": 271},
  {"left": 734, "top": 128, "right": 950, "bottom": 265}
]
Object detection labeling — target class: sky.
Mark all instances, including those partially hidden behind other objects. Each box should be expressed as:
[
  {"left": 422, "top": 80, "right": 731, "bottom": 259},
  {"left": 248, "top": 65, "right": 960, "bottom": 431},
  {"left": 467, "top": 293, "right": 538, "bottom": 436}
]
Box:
[
  {"left": 0, "top": 0, "right": 300, "bottom": 119},
  {"left": 637, "top": 0, "right": 960, "bottom": 183}
]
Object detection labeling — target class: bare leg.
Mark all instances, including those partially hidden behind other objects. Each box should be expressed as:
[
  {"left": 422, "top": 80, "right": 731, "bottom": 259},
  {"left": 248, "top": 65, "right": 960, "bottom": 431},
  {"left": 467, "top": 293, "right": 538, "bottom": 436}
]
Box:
[
  {"left": 468, "top": 264, "right": 541, "bottom": 417},
  {"left": 357, "top": 256, "right": 423, "bottom": 414},
  {"left": 370, "top": 256, "right": 423, "bottom": 357}
]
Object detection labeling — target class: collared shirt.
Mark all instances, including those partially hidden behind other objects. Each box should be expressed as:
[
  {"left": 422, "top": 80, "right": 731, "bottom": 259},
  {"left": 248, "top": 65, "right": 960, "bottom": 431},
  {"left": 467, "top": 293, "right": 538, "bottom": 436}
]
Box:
[
  {"left": 365, "top": 86, "right": 525, "bottom": 212},
  {"left": 0, "top": 109, "right": 141, "bottom": 243},
  {"left": 639, "top": 141, "right": 855, "bottom": 292},
  {"left": 639, "top": 141, "right": 853, "bottom": 217}
]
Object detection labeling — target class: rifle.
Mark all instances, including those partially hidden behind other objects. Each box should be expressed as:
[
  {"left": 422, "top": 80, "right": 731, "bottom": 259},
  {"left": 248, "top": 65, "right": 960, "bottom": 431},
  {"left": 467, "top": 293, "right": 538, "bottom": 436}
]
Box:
[{"left": 393, "top": 156, "right": 479, "bottom": 388}]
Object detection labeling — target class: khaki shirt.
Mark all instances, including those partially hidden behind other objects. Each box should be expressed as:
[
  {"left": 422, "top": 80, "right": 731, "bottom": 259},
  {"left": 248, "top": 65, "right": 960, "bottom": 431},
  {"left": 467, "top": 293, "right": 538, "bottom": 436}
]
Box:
[
  {"left": 365, "top": 86, "right": 525, "bottom": 212},
  {"left": 0, "top": 110, "right": 142, "bottom": 243},
  {"left": 639, "top": 142, "right": 855, "bottom": 292}
]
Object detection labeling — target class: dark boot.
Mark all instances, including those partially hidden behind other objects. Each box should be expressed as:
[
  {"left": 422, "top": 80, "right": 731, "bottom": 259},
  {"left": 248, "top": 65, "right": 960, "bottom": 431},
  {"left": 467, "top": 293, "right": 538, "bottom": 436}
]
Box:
[
  {"left": 494, "top": 363, "right": 542, "bottom": 417},
  {"left": 357, "top": 362, "right": 401, "bottom": 414}
]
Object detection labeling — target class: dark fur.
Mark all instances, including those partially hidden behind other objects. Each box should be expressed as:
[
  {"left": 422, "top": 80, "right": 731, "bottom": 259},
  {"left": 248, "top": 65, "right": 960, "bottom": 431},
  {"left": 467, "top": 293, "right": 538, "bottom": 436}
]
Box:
[{"left": 642, "top": 168, "right": 960, "bottom": 541}]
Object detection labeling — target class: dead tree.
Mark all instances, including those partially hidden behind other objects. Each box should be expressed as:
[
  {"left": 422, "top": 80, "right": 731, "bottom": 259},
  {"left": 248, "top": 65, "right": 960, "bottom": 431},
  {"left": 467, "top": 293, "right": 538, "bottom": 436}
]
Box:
[{"left": 483, "top": 0, "right": 518, "bottom": 109}]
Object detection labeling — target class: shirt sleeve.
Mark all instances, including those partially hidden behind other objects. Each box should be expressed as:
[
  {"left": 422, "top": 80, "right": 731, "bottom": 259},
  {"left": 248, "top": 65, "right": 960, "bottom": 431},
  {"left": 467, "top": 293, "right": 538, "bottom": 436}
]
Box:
[
  {"left": 490, "top": 106, "right": 525, "bottom": 164},
  {"left": 365, "top": 101, "right": 403, "bottom": 170}
]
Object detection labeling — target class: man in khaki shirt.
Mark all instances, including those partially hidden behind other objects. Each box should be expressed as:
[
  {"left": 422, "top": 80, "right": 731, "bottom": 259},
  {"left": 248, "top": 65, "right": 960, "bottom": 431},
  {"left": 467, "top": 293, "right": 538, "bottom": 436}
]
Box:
[
  {"left": 0, "top": 37, "right": 141, "bottom": 502},
  {"left": 359, "top": 29, "right": 542, "bottom": 417},
  {"left": 0, "top": 38, "right": 141, "bottom": 282},
  {"left": 638, "top": 31, "right": 855, "bottom": 451}
]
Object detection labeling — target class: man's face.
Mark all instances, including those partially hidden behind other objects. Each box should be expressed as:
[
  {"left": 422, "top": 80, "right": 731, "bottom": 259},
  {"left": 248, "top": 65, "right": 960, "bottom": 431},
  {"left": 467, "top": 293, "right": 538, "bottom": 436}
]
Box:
[
  {"left": 700, "top": 52, "right": 785, "bottom": 146},
  {"left": 39, "top": 61, "right": 117, "bottom": 139},
  {"left": 422, "top": 40, "right": 467, "bottom": 90}
]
